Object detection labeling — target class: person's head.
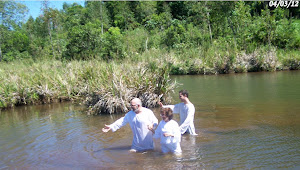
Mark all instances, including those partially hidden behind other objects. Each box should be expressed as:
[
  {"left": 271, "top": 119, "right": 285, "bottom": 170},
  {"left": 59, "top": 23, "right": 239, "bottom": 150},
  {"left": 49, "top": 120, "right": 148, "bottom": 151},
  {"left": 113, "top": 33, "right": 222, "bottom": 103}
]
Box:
[
  {"left": 160, "top": 108, "right": 173, "bottom": 122},
  {"left": 179, "top": 90, "right": 189, "bottom": 102},
  {"left": 131, "top": 98, "right": 142, "bottom": 113}
]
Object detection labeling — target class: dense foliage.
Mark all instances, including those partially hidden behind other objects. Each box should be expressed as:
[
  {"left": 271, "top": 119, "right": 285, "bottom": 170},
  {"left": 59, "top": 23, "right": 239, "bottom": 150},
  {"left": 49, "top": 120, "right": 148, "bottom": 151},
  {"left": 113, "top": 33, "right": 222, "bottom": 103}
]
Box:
[{"left": 1, "top": 1, "right": 299, "bottom": 62}]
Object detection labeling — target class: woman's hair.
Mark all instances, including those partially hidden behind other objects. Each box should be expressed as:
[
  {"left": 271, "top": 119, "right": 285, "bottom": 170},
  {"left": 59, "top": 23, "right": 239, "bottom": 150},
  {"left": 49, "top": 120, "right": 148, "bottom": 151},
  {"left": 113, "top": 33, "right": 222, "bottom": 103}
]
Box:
[{"left": 161, "top": 108, "right": 173, "bottom": 120}]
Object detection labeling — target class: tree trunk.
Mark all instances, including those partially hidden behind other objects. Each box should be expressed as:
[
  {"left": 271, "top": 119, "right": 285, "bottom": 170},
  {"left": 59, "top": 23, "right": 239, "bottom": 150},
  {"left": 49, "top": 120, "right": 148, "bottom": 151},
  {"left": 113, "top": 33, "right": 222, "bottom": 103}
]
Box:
[
  {"left": 0, "top": 43, "right": 2, "bottom": 62},
  {"left": 42, "top": 0, "right": 55, "bottom": 58},
  {"left": 48, "top": 20, "right": 55, "bottom": 58},
  {"left": 57, "top": 25, "right": 62, "bottom": 57},
  {"left": 0, "top": 14, "right": 2, "bottom": 62},
  {"left": 100, "top": 0, "right": 103, "bottom": 35},
  {"left": 205, "top": 1, "right": 212, "bottom": 42},
  {"left": 145, "top": 37, "right": 148, "bottom": 51}
]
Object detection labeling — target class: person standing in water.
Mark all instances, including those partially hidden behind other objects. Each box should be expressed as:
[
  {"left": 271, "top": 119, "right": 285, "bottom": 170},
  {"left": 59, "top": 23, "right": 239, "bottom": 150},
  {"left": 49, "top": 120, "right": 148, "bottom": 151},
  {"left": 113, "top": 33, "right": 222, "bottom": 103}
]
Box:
[
  {"left": 102, "top": 98, "right": 158, "bottom": 152},
  {"left": 159, "top": 90, "right": 197, "bottom": 135},
  {"left": 151, "top": 108, "right": 182, "bottom": 155}
]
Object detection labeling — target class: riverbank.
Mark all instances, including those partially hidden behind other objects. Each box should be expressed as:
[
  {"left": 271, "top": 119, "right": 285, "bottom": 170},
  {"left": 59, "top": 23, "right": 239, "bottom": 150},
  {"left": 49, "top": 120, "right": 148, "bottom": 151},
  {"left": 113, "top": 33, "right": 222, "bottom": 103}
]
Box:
[
  {"left": 141, "top": 47, "right": 300, "bottom": 75},
  {"left": 0, "top": 59, "right": 176, "bottom": 114},
  {"left": 0, "top": 47, "right": 299, "bottom": 113}
]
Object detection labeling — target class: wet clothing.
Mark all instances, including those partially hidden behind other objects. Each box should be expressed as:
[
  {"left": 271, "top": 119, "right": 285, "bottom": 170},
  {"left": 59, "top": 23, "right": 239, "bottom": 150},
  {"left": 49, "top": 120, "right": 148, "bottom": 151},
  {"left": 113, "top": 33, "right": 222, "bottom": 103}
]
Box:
[
  {"left": 153, "top": 120, "right": 182, "bottom": 154},
  {"left": 109, "top": 107, "right": 158, "bottom": 151},
  {"left": 163, "top": 103, "right": 197, "bottom": 135}
]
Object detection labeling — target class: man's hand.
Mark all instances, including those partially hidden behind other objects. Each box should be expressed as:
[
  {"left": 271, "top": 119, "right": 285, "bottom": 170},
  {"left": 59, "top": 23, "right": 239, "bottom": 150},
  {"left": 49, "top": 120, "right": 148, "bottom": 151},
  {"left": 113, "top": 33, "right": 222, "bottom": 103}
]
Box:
[
  {"left": 147, "top": 124, "right": 155, "bottom": 133},
  {"left": 102, "top": 124, "right": 111, "bottom": 133},
  {"left": 163, "top": 133, "right": 174, "bottom": 137},
  {"left": 147, "top": 124, "right": 153, "bottom": 131},
  {"left": 158, "top": 102, "right": 163, "bottom": 107}
]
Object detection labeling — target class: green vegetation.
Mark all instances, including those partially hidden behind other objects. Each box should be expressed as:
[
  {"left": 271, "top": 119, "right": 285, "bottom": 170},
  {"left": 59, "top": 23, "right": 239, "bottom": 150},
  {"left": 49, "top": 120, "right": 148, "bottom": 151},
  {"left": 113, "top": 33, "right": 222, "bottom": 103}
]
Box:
[
  {"left": 0, "top": 1, "right": 299, "bottom": 113},
  {"left": 0, "top": 58, "right": 176, "bottom": 114}
]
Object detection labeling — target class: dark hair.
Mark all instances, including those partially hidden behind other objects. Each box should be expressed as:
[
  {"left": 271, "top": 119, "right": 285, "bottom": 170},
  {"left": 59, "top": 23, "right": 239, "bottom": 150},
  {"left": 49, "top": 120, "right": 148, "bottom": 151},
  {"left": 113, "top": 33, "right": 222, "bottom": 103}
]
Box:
[
  {"left": 179, "top": 90, "right": 189, "bottom": 98},
  {"left": 161, "top": 108, "right": 173, "bottom": 120}
]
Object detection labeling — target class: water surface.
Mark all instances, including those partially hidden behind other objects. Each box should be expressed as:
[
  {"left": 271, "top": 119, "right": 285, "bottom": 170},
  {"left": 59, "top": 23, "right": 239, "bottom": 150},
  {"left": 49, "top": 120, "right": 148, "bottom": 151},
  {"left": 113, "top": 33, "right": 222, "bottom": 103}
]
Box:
[{"left": 0, "top": 71, "right": 299, "bottom": 169}]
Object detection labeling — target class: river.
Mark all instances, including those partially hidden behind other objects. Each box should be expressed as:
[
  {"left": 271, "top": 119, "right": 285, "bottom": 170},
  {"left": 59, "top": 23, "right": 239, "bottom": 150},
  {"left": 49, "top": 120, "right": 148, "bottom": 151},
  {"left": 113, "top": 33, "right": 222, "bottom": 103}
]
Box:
[{"left": 0, "top": 71, "right": 299, "bottom": 169}]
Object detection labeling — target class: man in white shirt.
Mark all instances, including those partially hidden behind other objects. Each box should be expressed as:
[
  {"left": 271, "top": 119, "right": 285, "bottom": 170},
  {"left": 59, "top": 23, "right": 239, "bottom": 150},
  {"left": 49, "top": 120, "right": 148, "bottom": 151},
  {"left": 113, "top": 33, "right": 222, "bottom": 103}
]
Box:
[
  {"left": 102, "top": 98, "right": 158, "bottom": 152},
  {"left": 159, "top": 90, "right": 197, "bottom": 135}
]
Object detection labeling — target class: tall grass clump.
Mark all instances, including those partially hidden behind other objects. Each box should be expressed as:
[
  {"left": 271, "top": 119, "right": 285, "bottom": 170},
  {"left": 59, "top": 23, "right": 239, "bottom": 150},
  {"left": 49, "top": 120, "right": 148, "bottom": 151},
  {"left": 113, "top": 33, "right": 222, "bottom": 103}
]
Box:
[
  {"left": 0, "top": 58, "right": 177, "bottom": 115},
  {"left": 85, "top": 60, "right": 177, "bottom": 115}
]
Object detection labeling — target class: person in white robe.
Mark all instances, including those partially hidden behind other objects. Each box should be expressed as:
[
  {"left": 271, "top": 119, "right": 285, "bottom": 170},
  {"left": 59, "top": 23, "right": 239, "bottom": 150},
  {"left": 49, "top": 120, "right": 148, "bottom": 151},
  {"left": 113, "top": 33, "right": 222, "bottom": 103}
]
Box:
[
  {"left": 159, "top": 90, "right": 197, "bottom": 135},
  {"left": 102, "top": 98, "right": 158, "bottom": 152},
  {"left": 152, "top": 108, "right": 182, "bottom": 154}
]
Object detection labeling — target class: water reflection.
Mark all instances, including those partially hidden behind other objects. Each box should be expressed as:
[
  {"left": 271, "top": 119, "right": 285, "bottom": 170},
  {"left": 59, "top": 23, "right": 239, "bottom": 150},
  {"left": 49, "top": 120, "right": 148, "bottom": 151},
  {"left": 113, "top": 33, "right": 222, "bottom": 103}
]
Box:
[{"left": 1, "top": 71, "right": 300, "bottom": 169}]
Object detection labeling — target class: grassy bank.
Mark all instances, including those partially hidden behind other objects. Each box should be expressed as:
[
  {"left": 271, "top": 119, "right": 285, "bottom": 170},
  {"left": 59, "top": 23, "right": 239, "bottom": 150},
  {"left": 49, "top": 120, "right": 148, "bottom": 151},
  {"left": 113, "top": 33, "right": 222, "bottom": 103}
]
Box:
[
  {"left": 0, "top": 59, "right": 176, "bottom": 114},
  {"left": 0, "top": 45, "right": 299, "bottom": 114},
  {"left": 138, "top": 46, "right": 300, "bottom": 75}
]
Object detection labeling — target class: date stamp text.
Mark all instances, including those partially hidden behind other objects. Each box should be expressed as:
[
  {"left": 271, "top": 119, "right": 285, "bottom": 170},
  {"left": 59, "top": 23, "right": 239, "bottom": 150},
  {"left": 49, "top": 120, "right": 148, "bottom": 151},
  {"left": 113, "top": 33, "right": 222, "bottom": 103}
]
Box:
[{"left": 269, "top": 0, "right": 299, "bottom": 8}]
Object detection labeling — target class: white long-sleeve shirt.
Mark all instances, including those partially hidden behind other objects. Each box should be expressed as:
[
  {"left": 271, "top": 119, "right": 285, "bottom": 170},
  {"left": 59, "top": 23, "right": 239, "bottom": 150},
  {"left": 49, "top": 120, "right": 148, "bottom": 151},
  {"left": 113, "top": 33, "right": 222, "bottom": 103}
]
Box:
[
  {"left": 153, "top": 120, "right": 182, "bottom": 154},
  {"left": 153, "top": 120, "right": 181, "bottom": 144},
  {"left": 109, "top": 107, "right": 158, "bottom": 151},
  {"left": 163, "top": 103, "right": 197, "bottom": 135}
]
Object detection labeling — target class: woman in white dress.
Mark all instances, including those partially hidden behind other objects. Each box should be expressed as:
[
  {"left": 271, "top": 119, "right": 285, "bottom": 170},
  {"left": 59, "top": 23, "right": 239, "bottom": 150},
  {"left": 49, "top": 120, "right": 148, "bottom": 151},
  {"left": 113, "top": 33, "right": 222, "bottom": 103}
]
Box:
[{"left": 151, "top": 108, "right": 182, "bottom": 155}]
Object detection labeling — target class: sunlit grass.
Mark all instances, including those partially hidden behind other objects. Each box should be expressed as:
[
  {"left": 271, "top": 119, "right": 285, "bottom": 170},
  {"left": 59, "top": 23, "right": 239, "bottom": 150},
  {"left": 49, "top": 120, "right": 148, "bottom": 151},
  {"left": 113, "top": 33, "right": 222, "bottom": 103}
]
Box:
[
  {"left": 0, "top": 59, "right": 177, "bottom": 114},
  {"left": 1, "top": 45, "right": 298, "bottom": 112},
  {"left": 139, "top": 44, "right": 298, "bottom": 75}
]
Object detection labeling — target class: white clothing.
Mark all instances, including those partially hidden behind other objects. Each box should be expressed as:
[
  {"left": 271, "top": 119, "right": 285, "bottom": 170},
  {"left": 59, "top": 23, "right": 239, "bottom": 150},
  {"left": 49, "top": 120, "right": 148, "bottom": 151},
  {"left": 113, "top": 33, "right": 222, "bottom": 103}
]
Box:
[
  {"left": 109, "top": 107, "right": 158, "bottom": 151},
  {"left": 153, "top": 120, "right": 182, "bottom": 154},
  {"left": 164, "top": 103, "right": 197, "bottom": 135}
]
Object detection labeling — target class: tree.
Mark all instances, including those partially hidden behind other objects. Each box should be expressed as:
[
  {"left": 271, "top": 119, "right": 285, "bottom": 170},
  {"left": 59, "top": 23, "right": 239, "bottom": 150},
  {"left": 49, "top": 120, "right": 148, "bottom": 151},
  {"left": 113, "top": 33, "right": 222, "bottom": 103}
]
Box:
[
  {"left": 129, "top": 1, "right": 157, "bottom": 24},
  {"left": 63, "top": 4, "right": 103, "bottom": 60},
  {"left": 169, "top": 1, "right": 189, "bottom": 20},
  {"left": 85, "top": 1, "right": 110, "bottom": 34},
  {"left": 41, "top": 0, "right": 56, "bottom": 58},
  {"left": 103, "top": 27, "right": 124, "bottom": 59},
  {"left": 105, "top": 1, "right": 137, "bottom": 30},
  {"left": 230, "top": 1, "right": 252, "bottom": 50},
  {"left": 186, "top": 2, "right": 212, "bottom": 47},
  {"left": 0, "top": 1, "right": 28, "bottom": 61},
  {"left": 163, "top": 19, "right": 186, "bottom": 49}
]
